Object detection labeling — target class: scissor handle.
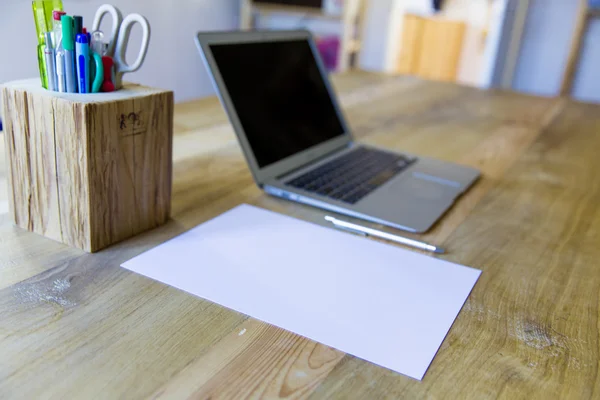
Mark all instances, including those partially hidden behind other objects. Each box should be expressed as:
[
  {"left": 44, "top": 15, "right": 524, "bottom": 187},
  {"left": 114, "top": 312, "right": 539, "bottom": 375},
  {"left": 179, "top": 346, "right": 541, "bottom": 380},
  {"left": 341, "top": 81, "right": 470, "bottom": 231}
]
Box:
[
  {"left": 114, "top": 13, "right": 151, "bottom": 89},
  {"left": 92, "top": 4, "right": 122, "bottom": 58},
  {"left": 91, "top": 52, "right": 104, "bottom": 93}
]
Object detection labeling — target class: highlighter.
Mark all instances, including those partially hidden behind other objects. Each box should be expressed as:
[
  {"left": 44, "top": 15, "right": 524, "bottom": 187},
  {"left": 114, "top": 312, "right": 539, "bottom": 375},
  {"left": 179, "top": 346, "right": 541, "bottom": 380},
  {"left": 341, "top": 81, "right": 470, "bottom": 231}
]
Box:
[
  {"left": 76, "top": 33, "right": 90, "bottom": 93},
  {"left": 32, "top": 0, "right": 64, "bottom": 88},
  {"left": 74, "top": 16, "right": 83, "bottom": 37},
  {"left": 61, "top": 15, "right": 77, "bottom": 93},
  {"left": 32, "top": 1, "right": 50, "bottom": 89}
]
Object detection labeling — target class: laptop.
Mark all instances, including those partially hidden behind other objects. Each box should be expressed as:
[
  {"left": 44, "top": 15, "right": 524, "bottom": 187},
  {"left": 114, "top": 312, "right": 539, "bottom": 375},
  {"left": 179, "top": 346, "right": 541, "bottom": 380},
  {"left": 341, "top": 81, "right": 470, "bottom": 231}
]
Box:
[{"left": 195, "top": 30, "right": 480, "bottom": 233}]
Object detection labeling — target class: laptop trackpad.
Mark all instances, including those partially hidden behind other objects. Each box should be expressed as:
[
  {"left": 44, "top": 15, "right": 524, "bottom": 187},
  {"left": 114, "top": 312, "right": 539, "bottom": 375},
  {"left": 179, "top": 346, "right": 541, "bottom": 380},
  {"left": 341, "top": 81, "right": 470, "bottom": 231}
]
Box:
[
  {"left": 399, "top": 174, "right": 459, "bottom": 201},
  {"left": 357, "top": 173, "right": 460, "bottom": 232}
]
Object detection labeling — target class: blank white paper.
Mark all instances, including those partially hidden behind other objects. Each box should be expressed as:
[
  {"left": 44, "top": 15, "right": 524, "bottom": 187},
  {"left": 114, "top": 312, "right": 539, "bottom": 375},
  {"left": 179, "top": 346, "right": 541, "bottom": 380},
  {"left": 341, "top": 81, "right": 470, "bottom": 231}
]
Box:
[{"left": 122, "top": 204, "right": 481, "bottom": 380}]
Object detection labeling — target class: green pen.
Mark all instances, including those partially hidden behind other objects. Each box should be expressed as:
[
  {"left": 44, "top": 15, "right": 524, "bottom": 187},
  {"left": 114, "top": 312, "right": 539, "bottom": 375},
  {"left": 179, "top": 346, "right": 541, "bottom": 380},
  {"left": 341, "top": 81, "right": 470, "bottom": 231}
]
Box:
[{"left": 32, "top": 0, "right": 64, "bottom": 88}]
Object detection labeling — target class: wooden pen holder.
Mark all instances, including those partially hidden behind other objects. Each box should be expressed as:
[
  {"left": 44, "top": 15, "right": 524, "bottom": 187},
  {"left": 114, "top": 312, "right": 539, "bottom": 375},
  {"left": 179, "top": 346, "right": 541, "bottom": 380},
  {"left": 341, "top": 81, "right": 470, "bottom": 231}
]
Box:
[{"left": 1, "top": 79, "right": 173, "bottom": 252}]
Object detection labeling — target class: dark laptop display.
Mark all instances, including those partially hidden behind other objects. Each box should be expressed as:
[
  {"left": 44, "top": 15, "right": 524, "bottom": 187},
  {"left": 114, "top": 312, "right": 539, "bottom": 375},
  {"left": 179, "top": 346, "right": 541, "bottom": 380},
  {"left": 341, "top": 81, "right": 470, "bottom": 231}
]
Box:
[{"left": 210, "top": 40, "right": 345, "bottom": 168}]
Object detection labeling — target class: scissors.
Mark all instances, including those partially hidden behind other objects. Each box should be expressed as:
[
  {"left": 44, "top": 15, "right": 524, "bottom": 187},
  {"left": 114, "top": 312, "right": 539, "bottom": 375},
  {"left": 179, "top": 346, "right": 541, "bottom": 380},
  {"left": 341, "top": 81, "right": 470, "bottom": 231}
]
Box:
[{"left": 92, "top": 4, "right": 151, "bottom": 90}]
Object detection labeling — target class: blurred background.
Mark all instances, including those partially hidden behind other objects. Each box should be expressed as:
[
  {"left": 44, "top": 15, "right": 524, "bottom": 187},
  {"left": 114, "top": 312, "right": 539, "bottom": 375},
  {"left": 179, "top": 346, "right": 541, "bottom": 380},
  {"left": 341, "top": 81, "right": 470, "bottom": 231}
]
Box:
[
  {"left": 0, "top": 0, "right": 599, "bottom": 216},
  {"left": 1, "top": 0, "right": 599, "bottom": 103}
]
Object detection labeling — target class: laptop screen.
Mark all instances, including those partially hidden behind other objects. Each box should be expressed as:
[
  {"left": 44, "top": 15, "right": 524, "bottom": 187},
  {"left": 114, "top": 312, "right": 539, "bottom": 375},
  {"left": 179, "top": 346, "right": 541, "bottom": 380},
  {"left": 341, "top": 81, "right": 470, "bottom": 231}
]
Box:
[{"left": 209, "top": 39, "right": 346, "bottom": 169}]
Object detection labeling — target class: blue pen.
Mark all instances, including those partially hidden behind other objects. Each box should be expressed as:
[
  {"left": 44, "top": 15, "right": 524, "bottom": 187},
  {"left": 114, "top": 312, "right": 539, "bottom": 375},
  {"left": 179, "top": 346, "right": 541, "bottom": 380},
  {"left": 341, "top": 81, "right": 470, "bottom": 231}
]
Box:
[{"left": 76, "top": 33, "right": 90, "bottom": 93}]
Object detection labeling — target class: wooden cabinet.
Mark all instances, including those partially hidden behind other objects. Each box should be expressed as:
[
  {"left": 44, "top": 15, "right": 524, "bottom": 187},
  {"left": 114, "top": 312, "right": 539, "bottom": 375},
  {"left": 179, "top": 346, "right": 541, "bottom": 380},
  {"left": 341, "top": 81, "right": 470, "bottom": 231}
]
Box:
[
  {"left": 396, "top": 14, "right": 425, "bottom": 75},
  {"left": 396, "top": 14, "right": 467, "bottom": 82}
]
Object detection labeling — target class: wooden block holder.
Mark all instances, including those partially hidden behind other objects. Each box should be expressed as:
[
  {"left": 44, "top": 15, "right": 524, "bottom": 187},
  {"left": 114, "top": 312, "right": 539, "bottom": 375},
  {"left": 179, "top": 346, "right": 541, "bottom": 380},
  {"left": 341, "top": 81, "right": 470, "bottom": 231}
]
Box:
[{"left": 1, "top": 79, "right": 173, "bottom": 252}]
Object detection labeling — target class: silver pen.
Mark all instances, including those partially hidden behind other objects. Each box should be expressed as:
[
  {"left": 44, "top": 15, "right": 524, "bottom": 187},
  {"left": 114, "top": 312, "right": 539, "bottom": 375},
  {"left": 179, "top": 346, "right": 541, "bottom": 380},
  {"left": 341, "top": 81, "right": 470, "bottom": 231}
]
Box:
[
  {"left": 44, "top": 32, "right": 57, "bottom": 91},
  {"left": 55, "top": 48, "right": 66, "bottom": 93},
  {"left": 325, "top": 216, "right": 445, "bottom": 254}
]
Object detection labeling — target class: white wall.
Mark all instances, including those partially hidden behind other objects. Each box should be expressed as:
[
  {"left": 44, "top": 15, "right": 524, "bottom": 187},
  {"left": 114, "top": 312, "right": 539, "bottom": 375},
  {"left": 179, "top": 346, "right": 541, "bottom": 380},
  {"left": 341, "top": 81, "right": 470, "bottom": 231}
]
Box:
[
  {"left": 361, "top": 0, "right": 406, "bottom": 72},
  {"left": 512, "top": 0, "right": 578, "bottom": 97},
  {"left": 512, "top": 0, "right": 600, "bottom": 103},
  {"left": 2, "top": 0, "right": 239, "bottom": 102},
  {"left": 256, "top": 11, "right": 341, "bottom": 34},
  {"left": 572, "top": 19, "right": 600, "bottom": 103}
]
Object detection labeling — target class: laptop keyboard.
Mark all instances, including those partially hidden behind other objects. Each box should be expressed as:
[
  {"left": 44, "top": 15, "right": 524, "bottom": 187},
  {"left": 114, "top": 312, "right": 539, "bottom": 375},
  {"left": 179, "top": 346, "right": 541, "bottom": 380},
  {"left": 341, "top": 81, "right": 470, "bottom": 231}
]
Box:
[{"left": 286, "top": 147, "right": 415, "bottom": 204}]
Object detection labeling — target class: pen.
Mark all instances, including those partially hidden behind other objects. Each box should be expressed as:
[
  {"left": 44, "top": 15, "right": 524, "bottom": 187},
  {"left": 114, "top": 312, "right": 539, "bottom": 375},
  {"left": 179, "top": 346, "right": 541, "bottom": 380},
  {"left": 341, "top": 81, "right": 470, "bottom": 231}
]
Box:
[
  {"left": 44, "top": 32, "right": 57, "bottom": 91},
  {"left": 324, "top": 216, "right": 446, "bottom": 254},
  {"left": 52, "top": 10, "right": 66, "bottom": 48},
  {"left": 76, "top": 33, "right": 90, "bottom": 93},
  {"left": 55, "top": 48, "right": 66, "bottom": 92},
  {"left": 61, "top": 15, "right": 77, "bottom": 93},
  {"left": 74, "top": 15, "right": 83, "bottom": 37}
]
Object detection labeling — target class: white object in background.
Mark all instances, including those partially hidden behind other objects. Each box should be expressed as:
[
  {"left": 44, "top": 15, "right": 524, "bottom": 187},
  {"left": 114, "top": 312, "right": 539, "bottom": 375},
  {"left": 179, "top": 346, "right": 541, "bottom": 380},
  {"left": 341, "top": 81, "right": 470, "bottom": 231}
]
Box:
[
  {"left": 122, "top": 204, "right": 481, "bottom": 380},
  {"left": 0, "top": 201, "right": 8, "bottom": 214},
  {"left": 324, "top": 0, "right": 345, "bottom": 15},
  {"left": 480, "top": 0, "right": 510, "bottom": 88},
  {"left": 404, "top": 0, "right": 435, "bottom": 16},
  {"left": 360, "top": 0, "right": 401, "bottom": 72}
]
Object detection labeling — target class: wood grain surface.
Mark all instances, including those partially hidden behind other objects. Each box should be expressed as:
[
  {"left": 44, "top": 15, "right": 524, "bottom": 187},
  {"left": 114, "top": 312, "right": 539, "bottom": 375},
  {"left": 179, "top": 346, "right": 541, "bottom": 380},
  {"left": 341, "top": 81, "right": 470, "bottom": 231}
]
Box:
[
  {"left": 1, "top": 85, "right": 173, "bottom": 252},
  {"left": 1, "top": 72, "right": 599, "bottom": 399}
]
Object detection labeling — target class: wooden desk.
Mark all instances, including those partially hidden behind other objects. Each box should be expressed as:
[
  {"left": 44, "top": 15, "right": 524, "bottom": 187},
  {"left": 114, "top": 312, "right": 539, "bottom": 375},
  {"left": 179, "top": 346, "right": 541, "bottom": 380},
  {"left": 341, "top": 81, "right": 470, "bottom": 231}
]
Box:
[{"left": 1, "top": 72, "right": 599, "bottom": 399}]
